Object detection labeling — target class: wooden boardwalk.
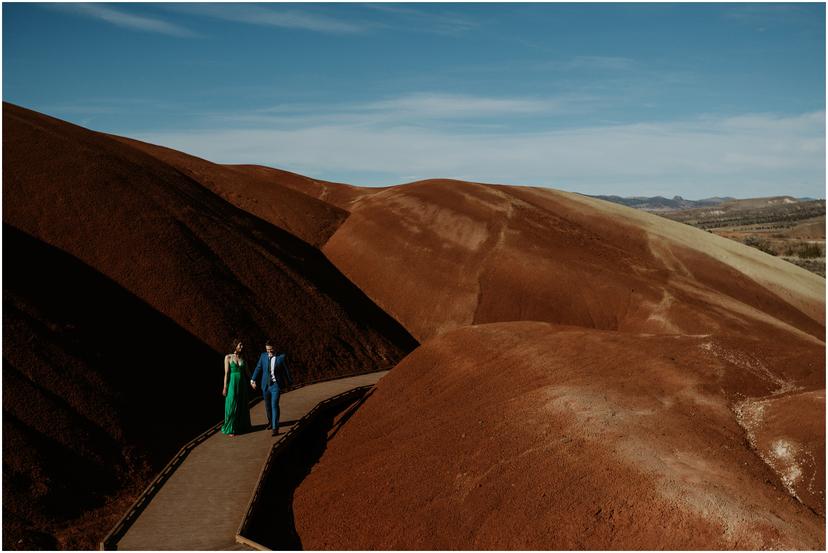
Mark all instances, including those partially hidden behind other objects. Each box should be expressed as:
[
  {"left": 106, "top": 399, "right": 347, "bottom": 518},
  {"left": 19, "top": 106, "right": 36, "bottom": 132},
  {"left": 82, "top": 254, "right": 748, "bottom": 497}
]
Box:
[{"left": 115, "top": 371, "right": 388, "bottom": 550}]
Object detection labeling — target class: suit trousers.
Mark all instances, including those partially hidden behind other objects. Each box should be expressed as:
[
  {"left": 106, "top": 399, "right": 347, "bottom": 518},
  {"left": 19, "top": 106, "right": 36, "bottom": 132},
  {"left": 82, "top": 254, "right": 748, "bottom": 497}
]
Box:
[{"left": 263, "top": 383, "right": 281, "bottom": 430}]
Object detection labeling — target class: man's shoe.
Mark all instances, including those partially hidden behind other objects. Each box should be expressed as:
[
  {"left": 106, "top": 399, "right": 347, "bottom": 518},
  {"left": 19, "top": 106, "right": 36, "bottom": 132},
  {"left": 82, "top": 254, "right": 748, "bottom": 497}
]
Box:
[{"left": 271, "top": 428, "right": 278, "bottom": 436}]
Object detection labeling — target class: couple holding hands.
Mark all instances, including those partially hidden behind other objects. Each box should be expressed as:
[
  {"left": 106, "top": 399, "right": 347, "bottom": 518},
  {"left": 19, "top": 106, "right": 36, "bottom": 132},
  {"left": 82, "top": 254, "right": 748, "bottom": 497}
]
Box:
[{"left": 222, "top": 339, "right": 293, "bottom": 437}]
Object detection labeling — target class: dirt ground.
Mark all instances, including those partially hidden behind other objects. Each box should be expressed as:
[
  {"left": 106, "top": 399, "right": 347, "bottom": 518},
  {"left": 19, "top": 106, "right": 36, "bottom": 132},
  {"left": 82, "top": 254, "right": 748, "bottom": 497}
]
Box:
[{"left": 660, "top": 199, "right": 825, "bottom": 277}]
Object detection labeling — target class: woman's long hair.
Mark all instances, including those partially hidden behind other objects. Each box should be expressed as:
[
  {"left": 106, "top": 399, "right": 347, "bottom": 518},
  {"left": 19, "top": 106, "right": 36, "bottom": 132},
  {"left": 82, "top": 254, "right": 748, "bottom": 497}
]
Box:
[{"left": 229, "top": 337, "right": 243, "bottom": 355}]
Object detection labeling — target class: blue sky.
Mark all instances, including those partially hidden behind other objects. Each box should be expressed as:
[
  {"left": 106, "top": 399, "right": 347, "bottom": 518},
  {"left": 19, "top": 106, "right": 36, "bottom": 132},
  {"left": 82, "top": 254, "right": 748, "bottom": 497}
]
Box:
[{"left": 3, "top": 2, "right": 825, "bottom": 198}]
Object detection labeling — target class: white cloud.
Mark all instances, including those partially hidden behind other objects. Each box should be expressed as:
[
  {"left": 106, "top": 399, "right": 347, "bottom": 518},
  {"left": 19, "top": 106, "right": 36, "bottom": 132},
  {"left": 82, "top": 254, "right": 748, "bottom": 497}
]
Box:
[
  {"left": 363, "top": 4, "right": 481, "bottom": 35},
  {"left": 166, "top": 4, "right": 369, "bottom": 34},
  {"left": 206, "top": 93, "right": 568, "bottom": 129},
  {"left": 57, "top": 4, "right": 198, "bottom": 37},
  {"left": 723, "top": 4, "right": 808, "bottom": 23},
  {"left": 131, "top": 105, "right": 825, "bottom": 198},
  {"left": 370, "top": 93, "right": 555, "bottom": 117}
]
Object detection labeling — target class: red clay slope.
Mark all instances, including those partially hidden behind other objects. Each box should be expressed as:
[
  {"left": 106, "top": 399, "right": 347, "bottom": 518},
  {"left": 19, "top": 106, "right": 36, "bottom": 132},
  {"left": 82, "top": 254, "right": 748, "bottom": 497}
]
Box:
[
  {"left": 317, "top": 179, "right": 824, "bottom": 343},
  {"left": 226, "top": 165, "right": 370, "bottom": 213},
  {"left": 294, "top": 322, "right": 824, "bottom": 549},
  {"left": 2, "top": 103, "right": 416, "bottom": 549},
  {"left": 288, "top": 179, "right": 824, "bottom": 548},
  {"left": 227, "top": 163, "right": 375, "bottom": 213}
]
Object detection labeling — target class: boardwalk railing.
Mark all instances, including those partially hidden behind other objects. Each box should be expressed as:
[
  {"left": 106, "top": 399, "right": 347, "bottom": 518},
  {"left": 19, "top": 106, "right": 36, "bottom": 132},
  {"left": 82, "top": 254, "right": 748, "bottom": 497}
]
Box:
[
  {"left": 99, "top": 369, "right": 385, "bottom": 550},
  {"left": 235, "top": 385, "right": 373, "bottom": 550},
  {"left": 99, "top": 395, "right": 260, "bottom": 550}
]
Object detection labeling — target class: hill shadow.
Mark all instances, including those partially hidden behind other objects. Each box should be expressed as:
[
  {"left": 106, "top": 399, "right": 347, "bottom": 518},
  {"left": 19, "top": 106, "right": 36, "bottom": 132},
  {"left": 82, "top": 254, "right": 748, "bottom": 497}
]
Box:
[{"left": 2, "top": 224, "right": 221, "bottom": 549}]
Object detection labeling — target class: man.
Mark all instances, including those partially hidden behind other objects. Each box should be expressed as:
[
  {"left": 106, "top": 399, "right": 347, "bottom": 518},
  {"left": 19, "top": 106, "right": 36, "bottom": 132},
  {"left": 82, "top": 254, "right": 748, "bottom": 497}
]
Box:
[{"left": 250, "top": 341, "right": 293, "bottom": 436}]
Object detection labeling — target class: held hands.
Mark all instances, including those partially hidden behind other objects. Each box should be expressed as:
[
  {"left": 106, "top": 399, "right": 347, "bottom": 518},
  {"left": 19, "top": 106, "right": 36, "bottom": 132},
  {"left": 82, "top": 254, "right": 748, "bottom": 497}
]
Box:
[{"left": 250, "top": 380, "right": 257, "bottom": 390}]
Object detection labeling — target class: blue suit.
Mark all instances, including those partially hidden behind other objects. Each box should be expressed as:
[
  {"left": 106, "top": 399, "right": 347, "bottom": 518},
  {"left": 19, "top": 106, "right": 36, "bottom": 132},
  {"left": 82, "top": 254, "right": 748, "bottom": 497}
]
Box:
[{"left": 250, "top": 353, "right": 293, "bottom": 430}]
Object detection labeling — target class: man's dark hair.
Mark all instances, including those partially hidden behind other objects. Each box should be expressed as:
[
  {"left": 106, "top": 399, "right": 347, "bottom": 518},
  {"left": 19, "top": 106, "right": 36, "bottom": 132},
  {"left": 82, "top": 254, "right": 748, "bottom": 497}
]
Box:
[{"left": 265, "top": 340, "right": 274, "bottom": 348}]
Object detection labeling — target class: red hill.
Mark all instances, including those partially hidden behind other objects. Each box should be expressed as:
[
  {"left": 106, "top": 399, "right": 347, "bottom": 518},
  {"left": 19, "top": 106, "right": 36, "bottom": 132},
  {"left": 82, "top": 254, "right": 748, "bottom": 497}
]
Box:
[
  {"left": 294, "top": 322, "right": 824, "bottom": 549},
  {"left": 4, "top": 102, "right": 823, "bottom": 550},
  {"left": 316, "top": 179, "right": 823, "bottom": 343},
  {"left": 287, "top": 179, "right": 824, "bottom": 548},
  {"left": 2, "top": 103, "right": 416, "bottom": 549}
]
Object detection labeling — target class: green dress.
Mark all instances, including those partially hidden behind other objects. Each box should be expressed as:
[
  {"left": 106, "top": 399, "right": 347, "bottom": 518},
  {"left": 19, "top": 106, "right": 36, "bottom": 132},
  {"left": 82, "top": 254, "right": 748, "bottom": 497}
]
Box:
[{"left": 222, "top": 358, "right": 251, "bottom": 435}]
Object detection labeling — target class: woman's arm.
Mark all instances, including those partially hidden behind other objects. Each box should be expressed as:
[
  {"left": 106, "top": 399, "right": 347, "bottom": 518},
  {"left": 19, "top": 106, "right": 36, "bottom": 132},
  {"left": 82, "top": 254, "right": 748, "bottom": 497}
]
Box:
[{"left": 223, "top": 355, "right": 230, "bottom": 397}]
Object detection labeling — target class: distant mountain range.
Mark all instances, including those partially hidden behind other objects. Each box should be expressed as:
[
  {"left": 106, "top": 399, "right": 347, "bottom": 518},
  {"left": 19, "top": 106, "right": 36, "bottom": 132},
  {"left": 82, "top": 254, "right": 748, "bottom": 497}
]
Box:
[{"left": 591, "top": 194, "right": 819, "bottom": 212}]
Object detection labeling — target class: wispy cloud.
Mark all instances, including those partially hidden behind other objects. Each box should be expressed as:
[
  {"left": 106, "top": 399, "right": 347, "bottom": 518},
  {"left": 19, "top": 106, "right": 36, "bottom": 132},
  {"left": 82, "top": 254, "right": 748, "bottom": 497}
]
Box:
[
  {"left": 166, "top": 3, "right": 370, "bottom": 34},
  {"left": 39, "top": 97, "right": 183, "bottom": 116},
  {"left": 723, "top": 4, "right": 820, "bottom": 33},
  {"left": 131, "top": 99, "right": 825, "bottom": 198},
  {"left": 371, "top": 93, "right": 553, "bottom": 117},
  {"left": 216, "top": 93, "right": 565, "bottom": 128},
  {"left": 364, "top": 3, "right": 481, "bottom": 35},
  {"left": 723, "top": 4, "right": 808, "bottom": 22},
  {"left": 55, "top": 3, "right": 198, "bottom": 37}
]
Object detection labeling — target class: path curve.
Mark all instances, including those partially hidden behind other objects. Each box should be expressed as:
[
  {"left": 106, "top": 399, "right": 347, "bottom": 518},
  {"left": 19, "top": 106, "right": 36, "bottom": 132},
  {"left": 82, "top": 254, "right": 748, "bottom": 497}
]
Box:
[{"left": 112, "top": 371, "right": 388, "bottom": 550}]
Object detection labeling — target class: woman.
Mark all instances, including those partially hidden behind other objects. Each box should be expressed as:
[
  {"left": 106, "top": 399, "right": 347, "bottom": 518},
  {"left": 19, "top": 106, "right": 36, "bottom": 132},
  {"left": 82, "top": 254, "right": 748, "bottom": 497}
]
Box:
[{"left": 222, "top": 338, "right": 251, "bottom": 436}]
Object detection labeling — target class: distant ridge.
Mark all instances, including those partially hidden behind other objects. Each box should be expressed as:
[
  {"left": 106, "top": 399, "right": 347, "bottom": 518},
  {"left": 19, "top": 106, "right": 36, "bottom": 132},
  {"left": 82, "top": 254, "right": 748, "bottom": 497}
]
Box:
[
  {"left": 591, "top": 194, "right": 735, "bottom": 211},
  {"left": 591, "top": 194, "right": 823, "bottom": 213}
]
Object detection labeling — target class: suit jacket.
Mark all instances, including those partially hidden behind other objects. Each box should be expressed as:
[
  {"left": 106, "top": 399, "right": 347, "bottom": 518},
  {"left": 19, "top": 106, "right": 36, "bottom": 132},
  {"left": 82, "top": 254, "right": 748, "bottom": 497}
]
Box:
[{"left": 251, "top": 352, "right": 293, "bottom": 391}]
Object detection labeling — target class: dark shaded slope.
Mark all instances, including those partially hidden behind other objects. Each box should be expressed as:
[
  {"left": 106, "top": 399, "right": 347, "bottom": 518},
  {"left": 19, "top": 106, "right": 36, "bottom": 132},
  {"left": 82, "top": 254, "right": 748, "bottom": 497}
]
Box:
[
  {"left": 2, "top": 103, "right": 417, "bottom": 549},
  {"left": 3, "top": 225, "right": 219, "bottom": 549},
  {"left": 3, "top": 102, "right": 415, "bottom": 379},
  {"left": 111, "top": 137, "right": 349, "bottom": 248}
]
